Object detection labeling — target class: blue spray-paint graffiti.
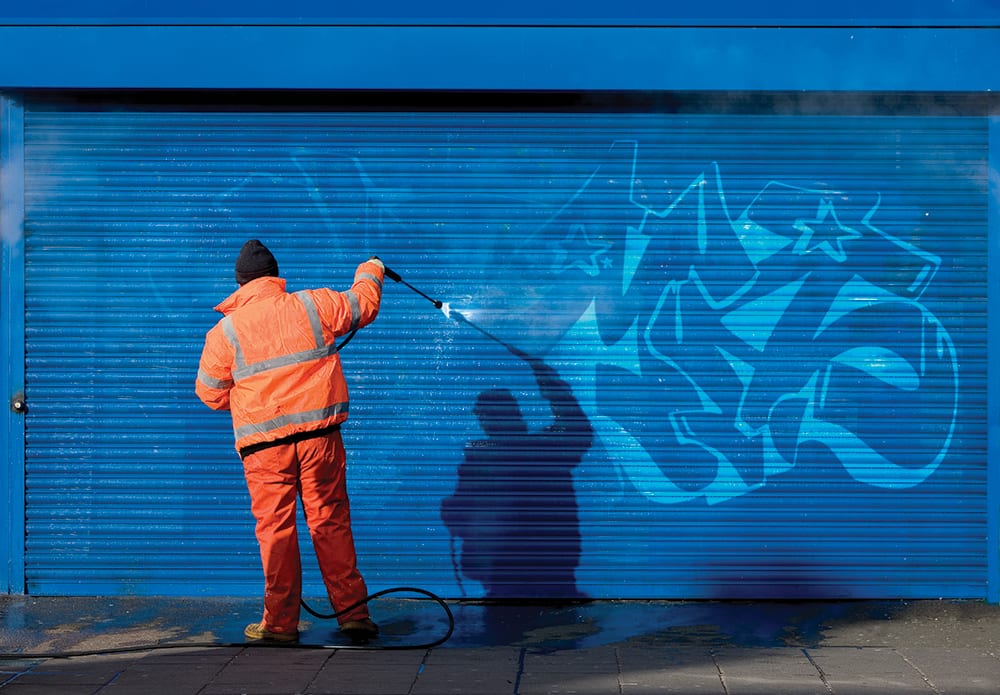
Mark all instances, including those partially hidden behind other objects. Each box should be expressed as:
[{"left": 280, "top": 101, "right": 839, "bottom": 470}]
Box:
[
  {"left": 530, "top": 142, "right": 959, "bottom": 506},
  {"left": 211, "top": 139, "right": 959, "bottom": 513}
]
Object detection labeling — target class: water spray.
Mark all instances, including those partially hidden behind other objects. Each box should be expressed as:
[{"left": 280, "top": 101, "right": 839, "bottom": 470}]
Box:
[{"left": 383, "top": 264, "right": 526, "bottom": 359}]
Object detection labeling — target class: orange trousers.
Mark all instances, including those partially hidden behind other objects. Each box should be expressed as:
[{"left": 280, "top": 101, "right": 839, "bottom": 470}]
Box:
[{"left": 242, "top": 430, "right": 370, "bottom": 634}]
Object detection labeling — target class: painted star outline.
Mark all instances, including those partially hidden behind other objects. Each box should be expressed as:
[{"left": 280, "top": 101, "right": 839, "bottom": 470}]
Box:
[
  {"left": 792, "top": 199, "right": 863, "bottom": 263},
  {"left": 550, "top": 222, "right": 613, "bottom": 277}
]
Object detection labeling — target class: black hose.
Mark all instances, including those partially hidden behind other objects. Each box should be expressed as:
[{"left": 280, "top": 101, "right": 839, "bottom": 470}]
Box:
[
  {"left": 334, "top": 327, "right": 359, "bottom": 352},
  {"left": 299, "top": 586, "right": 455, "bottom": 649},
  {"left": 0, "top": 586, "right": 455, "bottom": 659}
]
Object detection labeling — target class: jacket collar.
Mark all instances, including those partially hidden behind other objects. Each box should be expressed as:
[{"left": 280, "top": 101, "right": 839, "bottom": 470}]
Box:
[{"left": 215, "top": 276, "right": 287, "bottom": 316}]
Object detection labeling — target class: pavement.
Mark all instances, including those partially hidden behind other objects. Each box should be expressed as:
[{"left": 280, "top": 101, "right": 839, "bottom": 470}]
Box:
[{"left": 1, "top": 596, "right": 999, "bottom": 694}]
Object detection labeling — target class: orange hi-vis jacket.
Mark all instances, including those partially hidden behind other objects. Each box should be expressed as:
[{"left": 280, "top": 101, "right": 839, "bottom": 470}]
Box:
[{"left": 196, "top": 260, "right": 384, "bottom": 453}]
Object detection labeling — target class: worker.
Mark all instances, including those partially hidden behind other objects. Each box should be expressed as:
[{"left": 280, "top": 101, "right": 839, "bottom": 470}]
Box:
[{"left": 196, "top": 239, "right": 384, "bottom": 643}]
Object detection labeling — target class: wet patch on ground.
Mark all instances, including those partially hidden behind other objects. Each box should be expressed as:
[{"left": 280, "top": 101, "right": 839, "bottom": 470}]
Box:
[{"left": 3, "top": 596, "right": 999, "bottom": 657}]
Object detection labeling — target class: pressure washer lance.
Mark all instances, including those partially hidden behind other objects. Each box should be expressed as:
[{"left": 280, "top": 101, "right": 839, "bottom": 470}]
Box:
[{"left": 383, "top": 264, "right": 443, "bottom": 309}]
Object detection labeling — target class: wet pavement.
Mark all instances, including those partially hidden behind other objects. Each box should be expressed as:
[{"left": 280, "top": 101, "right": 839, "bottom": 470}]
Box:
[{"left": 2, "top": 596, "right": 1000, "bottom": 693}]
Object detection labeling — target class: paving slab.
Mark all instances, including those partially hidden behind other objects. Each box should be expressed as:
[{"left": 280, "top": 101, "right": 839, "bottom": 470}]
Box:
[
  {"left": 713, "top": 647, "right": 827, "bottom": 695},
  {"left": 308, "top": 649, "right": 426, "bottom": 695},
  {"left": 412, "top": 647, "right": 520, "bottom": 695},
  {"left": 807, "top": 647, "right": 935, "bottom": 694},
  {"left": 199, "top": 648, "right": 332, "bottom": 695},
  {"left": 897, "top": 647, "right": 1000, "bottom": 695},
  {"left": 617, "top": 645, "right": 726, "bottom": 694}
]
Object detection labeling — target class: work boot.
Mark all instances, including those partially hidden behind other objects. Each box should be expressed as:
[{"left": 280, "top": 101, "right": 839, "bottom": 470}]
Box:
[
  {"left": 340, "top": 618, "right": 379, "bottom": 639},
  {"left": 244, "top": 622, "right": 299, "bottom": 643}
]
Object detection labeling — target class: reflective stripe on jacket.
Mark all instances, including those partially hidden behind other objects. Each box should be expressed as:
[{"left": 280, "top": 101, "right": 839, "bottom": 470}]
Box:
[{"left": 196, "top": 260, "right": 384, "bottom": 451}]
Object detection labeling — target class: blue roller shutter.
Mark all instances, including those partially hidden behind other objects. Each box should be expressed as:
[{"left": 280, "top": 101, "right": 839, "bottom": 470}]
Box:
[{"left": 22, "top": 104, "right": 988, "bottom": 599}]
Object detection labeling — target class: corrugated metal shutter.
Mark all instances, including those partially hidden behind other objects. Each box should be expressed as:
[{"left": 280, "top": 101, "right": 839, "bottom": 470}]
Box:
[{"left": 22, "top": 104, "right": 988, "bottom": 599}]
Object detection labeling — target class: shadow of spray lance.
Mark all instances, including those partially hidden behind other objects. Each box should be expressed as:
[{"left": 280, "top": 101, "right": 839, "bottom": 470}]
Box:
[
  {"left": 383, "top": 264, "right": 528, "bottom": 359},
  {"left": 447, "top": 308, "right": 530, "bottom": 361}
]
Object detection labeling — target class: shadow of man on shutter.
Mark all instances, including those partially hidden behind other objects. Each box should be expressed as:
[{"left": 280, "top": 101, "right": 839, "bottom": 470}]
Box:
[{"left": 442, "top": 358, "right": 593, "bottom": 599}]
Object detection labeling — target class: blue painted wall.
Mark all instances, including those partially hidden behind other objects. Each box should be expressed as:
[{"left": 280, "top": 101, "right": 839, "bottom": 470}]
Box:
[
  {"left": 1, "top": 0, "right": 998, "bottom": 25},
  {"left": 0, "top": 2, "right": 999, "bottom": 90}
]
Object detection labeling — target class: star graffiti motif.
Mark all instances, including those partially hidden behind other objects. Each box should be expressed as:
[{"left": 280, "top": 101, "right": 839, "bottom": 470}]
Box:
[
  {"left": 792, "top": 199, "right": 863, "bottom": 262},
  {"left": 551, "top": 223, "right": 613, "bottom": 277}
]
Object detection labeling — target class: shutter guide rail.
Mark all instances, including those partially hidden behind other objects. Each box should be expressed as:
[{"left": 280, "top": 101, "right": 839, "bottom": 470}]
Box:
[{"left": 1, "top": 94, "right": 26, "bottom": 594}]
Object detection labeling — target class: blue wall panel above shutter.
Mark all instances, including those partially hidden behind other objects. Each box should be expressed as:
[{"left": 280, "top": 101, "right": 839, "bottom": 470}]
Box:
[{"left": 21, "top": 104, "right": 989, "bottom": 599}]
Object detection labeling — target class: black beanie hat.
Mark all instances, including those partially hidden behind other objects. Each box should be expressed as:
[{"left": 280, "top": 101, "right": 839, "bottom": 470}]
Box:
[{"left": 235, "top": 239, "right": 279, "bottom": 285}]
